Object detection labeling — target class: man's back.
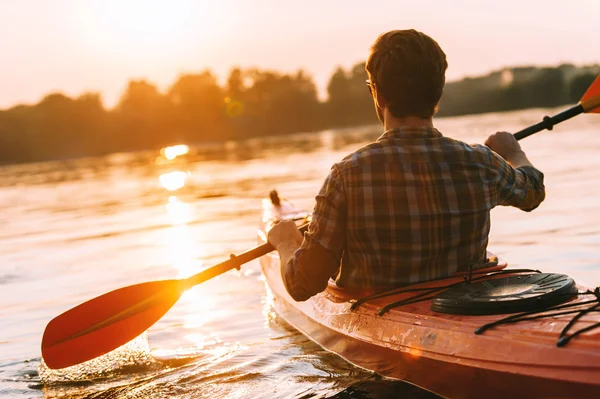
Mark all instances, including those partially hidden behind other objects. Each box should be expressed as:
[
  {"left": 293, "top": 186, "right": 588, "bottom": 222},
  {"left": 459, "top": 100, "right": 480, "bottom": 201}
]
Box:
[
  {"left": 330, "top": 126, "right": 544, "bottom": 289},
  {"left": 267, "top": 29, "right": 545, "bottom": 302}
]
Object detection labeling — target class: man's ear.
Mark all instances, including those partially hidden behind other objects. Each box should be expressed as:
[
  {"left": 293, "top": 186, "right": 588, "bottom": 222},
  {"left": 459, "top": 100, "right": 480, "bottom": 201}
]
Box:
[{"left": 374, "top": 88, "right": 388, "bottom": 109}]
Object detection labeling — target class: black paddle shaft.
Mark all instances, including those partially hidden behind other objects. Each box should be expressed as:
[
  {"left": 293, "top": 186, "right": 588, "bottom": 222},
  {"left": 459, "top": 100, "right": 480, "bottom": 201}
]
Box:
[
  {"left": 514, "top": 104, "right": 583, "bottom": 141},
  {"left": 184, "top": 222, "right": 309, "bottom": 288}
]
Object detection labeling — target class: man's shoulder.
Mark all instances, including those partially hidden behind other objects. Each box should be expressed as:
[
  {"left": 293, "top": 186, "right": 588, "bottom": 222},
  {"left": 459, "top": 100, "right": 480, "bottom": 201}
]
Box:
[
  {"left": 335, "top": 141, "right": 388, "bottom": 172},
  {"left": 439, "top": 137, "right": 494, "bottom": 160},
  {"left": 334, "top": 136, "right": 494, "bottom": 172}
]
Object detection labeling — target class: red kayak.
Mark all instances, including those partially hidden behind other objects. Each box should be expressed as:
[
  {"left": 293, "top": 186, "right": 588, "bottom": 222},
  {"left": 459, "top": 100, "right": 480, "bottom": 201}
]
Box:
[{"left": 258, "top": 196, "right": 600, "bottom": 399}]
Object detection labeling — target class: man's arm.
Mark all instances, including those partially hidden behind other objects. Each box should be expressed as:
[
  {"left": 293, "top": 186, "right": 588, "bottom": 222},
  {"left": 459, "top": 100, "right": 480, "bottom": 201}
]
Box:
[
  {"left": 268, "top": 165, "right": 346, "bottom": 301},
  {"left": 266, "top": 219, "right": 303, "bottom": 279},
  {"left": 485, "top": 131, "right": 545, "bottom": 211},
  {"left": 485, "top": 131, "right": 534, "bottom": 168}
]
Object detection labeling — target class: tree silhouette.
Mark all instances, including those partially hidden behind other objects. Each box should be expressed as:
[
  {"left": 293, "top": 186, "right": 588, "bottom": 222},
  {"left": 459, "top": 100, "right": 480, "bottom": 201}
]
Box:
[
  {"left": 0, "top": 63, "right": 597, "bottom": 164},
  {"left": 168, "top": 71, "right": 227, "bottom": 143},
  {"left": 114, "top": 80, "right": 171, "bottom": 151}
]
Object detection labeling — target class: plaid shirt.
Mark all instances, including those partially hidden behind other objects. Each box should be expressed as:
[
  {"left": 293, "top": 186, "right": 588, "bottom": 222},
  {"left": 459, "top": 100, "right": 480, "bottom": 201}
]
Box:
[{"left": 283, "top": 126, "right": 545, "bottom": 301}]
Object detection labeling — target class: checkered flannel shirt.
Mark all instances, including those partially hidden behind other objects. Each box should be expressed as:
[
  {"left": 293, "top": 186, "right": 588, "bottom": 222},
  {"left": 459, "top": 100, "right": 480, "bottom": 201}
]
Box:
[{"left": 283, "top": 126, "right": 545, "bottom": 301}]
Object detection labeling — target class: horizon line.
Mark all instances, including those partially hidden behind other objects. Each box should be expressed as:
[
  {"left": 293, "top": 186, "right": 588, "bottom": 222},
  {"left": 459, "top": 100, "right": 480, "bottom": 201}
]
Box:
[{"left": 2, "top": 60, "right": 598, "bottom": 112}]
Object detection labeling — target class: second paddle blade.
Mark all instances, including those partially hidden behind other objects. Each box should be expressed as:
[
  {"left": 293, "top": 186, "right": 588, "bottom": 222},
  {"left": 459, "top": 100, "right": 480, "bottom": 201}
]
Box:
[
  {"left": 42, "top": 279, "right": 185, "bottom": 369},
  {"left": 582, "top": 75, "right": 600, "bottom": 113}
]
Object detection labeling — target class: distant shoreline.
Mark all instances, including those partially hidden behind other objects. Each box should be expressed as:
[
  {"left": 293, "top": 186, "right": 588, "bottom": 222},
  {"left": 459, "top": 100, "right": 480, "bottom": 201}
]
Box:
[
  {"left": 0, "top": 63, "right": 597, "bottom": 165},
  {"left": 0, "top": 104, "right": 577, "bottom": 171}
]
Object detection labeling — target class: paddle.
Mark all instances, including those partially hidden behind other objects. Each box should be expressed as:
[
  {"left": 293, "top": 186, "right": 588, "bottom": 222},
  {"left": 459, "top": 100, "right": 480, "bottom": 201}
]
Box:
[
  {"left": 42, "top": 222, "right": 309, "bottom": 370},
  {"left": 514, "top": 74, "right": 600, "bottom": 140}
]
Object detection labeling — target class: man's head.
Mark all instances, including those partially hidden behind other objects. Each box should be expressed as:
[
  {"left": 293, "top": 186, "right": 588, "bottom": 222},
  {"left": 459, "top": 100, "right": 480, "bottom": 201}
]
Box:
[{"left": 366, "top": 29, "right": 447, "bottom": 123}]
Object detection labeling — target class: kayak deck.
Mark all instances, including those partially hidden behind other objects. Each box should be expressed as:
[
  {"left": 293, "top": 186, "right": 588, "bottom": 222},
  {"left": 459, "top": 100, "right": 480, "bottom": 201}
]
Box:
[{"left": 258, "top": 198, "right": 600, "bottom": 399}]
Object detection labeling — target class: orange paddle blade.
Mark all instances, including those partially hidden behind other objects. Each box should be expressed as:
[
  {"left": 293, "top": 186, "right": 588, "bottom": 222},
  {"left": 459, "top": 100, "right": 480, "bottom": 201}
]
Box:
[
  {"left": 581, "top": 75, "right": 600, "bottom": 113},
  {"left": 42, "top": 280, "right": 185, "bottom": 369}
]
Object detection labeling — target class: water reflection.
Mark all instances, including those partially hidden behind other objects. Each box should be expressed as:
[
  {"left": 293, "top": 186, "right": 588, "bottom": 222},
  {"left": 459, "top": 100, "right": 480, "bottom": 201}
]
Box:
[
  {"left": 159, "top": 170, "right": 189, "bottom": 191},
  {"left": 165, "top": 196, "right": 192, "bottom": 226},
  {"left": 161, "top": 180, "right": 226, "bottom": 360},
  {"left": 163, "top": 193, "right": 199, "bottom": 279},
  {"left": 2, "top": 127, "right": 384, "bottom": 189},
  {"left": 162, "top": 145, "right": 190, "bottom": 161}
]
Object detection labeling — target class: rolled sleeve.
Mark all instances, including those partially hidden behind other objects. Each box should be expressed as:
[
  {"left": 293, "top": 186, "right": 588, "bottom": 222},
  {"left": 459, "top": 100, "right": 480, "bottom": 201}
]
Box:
[
  {"left": 491, "top": 151, "right": 546, "bottom": 212},
  {"left": 282, "top": 164, "right": 346, "bottom": 301}
]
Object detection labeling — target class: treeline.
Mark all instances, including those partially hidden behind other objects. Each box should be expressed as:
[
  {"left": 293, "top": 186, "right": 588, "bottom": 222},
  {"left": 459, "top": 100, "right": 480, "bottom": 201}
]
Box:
[
  {"left": 0, "top": 63, "right": 597, "bottom": 164},
  {"left": 438, "top": 64, "right": 599, "bottom": 116}
]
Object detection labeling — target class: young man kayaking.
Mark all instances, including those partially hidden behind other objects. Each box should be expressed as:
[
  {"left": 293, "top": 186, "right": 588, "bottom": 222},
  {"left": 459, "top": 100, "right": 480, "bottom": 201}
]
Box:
[{"left": 268, "top": 29, "right": 546, "bottom": 301}]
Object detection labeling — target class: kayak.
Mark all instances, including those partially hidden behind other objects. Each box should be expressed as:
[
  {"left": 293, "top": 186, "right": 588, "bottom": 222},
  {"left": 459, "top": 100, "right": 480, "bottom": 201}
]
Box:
[{"left": 258, "top": 194, "right": 600, "bottom": 399}]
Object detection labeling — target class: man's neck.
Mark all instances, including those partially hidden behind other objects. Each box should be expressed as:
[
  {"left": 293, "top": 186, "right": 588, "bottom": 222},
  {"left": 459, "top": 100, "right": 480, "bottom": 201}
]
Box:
[{"left": 384, "top": 111, "right": 434, "bottom": 131}]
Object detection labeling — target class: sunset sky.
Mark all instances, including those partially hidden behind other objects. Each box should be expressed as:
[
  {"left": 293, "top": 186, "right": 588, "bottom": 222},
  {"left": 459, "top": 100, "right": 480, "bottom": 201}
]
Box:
[{"left": 0, "top": 0, "right": 598, "bottom": 109}]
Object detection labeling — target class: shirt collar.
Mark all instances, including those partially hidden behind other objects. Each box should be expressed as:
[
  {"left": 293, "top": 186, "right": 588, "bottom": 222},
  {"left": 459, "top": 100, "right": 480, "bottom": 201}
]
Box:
[{"left": 377, "top": 126, "right": 443, "bottom": 141}]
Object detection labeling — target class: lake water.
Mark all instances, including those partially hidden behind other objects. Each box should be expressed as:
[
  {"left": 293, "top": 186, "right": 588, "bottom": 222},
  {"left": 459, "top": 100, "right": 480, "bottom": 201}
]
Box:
[{"left": 1, "top": 108, "right": 599, "bottom": 398}]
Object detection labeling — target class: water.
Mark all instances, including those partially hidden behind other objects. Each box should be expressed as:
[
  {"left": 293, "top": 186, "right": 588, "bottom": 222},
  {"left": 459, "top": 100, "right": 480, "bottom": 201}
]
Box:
[{"left": 1, "top": 108, "right": 599, "bottom": 398}]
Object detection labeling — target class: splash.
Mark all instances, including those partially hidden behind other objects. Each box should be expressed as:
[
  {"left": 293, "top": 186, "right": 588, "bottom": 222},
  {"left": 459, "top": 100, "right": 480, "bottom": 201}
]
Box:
[{"left": 38, "top": 333, "right": 159, "bottom": 386}]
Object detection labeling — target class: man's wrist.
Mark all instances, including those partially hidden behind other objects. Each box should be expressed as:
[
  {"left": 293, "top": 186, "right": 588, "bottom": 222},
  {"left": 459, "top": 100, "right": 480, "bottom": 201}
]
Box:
[
  {"left": 279, "top": 241, "right": 300, "bottom": 257},
  {"left": 506, "top": 150, "right": 532, "bottom": 168}
]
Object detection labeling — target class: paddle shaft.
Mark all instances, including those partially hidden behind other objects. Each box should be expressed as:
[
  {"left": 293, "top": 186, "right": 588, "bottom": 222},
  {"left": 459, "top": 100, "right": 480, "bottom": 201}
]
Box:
[
  {"left": 184, "top": 242, "right": 273, "bottom": 287},
  {"left": 514, "top": 104, "right": 583, "bottom": 141},
  {"left": 184, "top": 222, "right": 308, "bottom": 288}
]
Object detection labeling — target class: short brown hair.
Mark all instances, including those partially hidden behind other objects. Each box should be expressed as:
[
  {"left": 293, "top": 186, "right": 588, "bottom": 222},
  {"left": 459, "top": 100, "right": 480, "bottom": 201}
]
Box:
[{"left": 366, "top": 30, "right": 448, "bottom": 118}]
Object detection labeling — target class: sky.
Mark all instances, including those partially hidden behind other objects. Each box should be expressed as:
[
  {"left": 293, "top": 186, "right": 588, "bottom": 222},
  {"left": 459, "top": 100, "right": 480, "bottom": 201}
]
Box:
[{"left": 0, "top": 0, "right": 598, "bottom": 109}]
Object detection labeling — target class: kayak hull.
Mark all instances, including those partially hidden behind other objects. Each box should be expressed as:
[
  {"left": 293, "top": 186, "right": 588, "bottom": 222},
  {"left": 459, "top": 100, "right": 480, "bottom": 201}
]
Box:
[{"left": 258, "top": 199, "right": 600, "bottom": 399}]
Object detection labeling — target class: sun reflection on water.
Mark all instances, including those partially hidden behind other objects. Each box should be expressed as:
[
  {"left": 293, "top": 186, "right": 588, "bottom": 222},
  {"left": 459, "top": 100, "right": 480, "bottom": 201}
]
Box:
[
  {"left": 161, "top": 192, "right": 227, "bottom": 356},
  {"left": 261, "top": 279, "right": 278, "bottom": 327},
  {"left": 161, "top": 144, "right": 190, "bottom": 160},
  {"left": 163, "top": 197, "right": 198, "bottom": 280},
  {"left": 159, "top": 170, "right": 189, "bottom": 191},
  {"left": 165, "top": 195, "right": 191, "bottom": 226}
]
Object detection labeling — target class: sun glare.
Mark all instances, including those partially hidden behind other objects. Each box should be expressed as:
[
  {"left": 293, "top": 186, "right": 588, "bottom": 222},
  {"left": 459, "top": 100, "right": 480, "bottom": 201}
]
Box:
[
  {"left": 165, "top": 195, "right": 192, "bottom": 225},
  {"left": 159, "top": 171, "right": 189, "bottom": 191},
  {"left": 162, "top": 195, "right": 205, "bottom": 280},
  {"left": 160, "top": 193, "right": 226, "bottom": 354},
  {"left": 96, "top": 0, "right": 193, "bottom": 37},
  {"left": 161, "top": 144, "right": 190, "bottom": 160},
  {"left": 76, "top": 1, "right": 229, "bottom": 57}
]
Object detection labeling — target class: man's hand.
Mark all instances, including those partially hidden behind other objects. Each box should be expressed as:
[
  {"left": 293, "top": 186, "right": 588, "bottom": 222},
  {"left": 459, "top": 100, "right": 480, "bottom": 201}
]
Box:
[
  {"left": 485, "top": 131, "right": 533, "bottom": 168},
  {"left": 267, "top": 220, "right": 304, "bottom": 290},
  {"left": 267, "top": 220, "right": 303, "bottom": 251}
]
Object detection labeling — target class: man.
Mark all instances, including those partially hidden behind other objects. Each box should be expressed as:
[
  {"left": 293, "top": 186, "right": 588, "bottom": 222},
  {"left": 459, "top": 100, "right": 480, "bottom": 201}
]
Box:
[{"left": 268, "top": 29, "right": 545, "bottom": 301}]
